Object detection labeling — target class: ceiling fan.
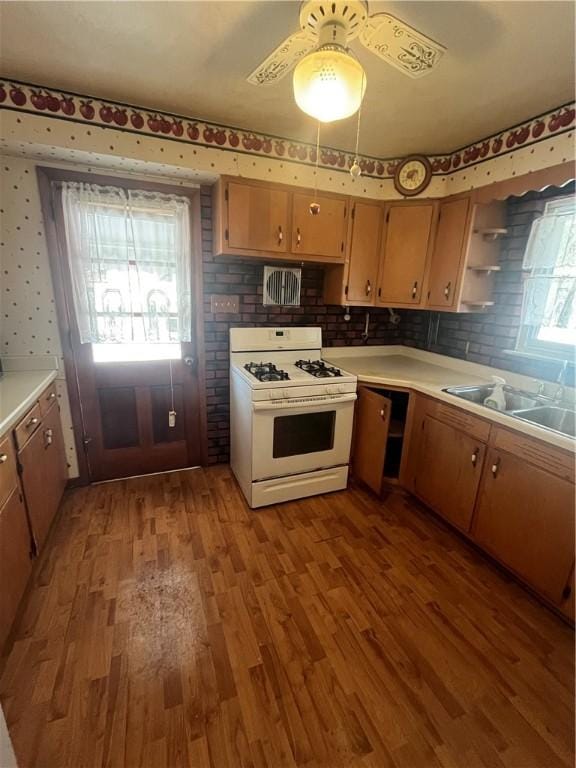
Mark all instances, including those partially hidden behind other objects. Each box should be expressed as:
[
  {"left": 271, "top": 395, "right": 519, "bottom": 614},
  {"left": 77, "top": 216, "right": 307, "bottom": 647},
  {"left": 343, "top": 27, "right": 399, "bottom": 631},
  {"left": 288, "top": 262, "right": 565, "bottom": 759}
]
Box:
[{"left": 247, "top": 0, "right": 446, "bottom": 122}]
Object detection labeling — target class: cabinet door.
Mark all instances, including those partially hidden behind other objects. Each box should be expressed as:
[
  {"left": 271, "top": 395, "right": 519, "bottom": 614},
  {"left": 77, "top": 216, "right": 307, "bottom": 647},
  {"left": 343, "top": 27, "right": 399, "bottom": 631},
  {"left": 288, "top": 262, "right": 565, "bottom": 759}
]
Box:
[
  {"left": 227, "top": 181, "right": 289, "bottom": 253},
  {"left": 0, "top": 488, "right": 33, "bottom": 650},
  {"left": 353, "top": 388, "right": 391, "bottom": 495},
  {"left": 377, "top": 203, "right": 434, "bottom": 306},
  {"left": 427, "top": 197, "right": 470, "bottom": 308},
  {"left": 19, "top": 404, "right": 67, "bottom": 553},
  {"left": 415, "top": 415, "right": 486, "bottom": 532},
  {"left": 473, "top": 447, "right": 575, "bottom": 603},
  {"left": 346, "top": 201, "right": 383, "bottom": 303},
  {"left": 292, "top": 192, "right": 348, "bottom": 260}
]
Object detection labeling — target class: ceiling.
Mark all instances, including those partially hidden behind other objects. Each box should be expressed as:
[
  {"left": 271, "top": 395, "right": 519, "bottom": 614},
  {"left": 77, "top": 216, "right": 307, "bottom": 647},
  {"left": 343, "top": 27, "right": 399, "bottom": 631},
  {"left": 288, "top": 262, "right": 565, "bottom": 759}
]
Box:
[{"left": 1, "top": 1, "right": 574, "bottom": 158}]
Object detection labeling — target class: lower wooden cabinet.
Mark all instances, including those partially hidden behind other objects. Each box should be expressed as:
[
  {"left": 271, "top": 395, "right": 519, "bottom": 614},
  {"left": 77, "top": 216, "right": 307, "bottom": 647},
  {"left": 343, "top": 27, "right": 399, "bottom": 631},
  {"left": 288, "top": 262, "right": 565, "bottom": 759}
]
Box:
[
  {"left": 472, "top": 443, "right": 575, "bottom": 604},
  {"left": 414, "top": 415, "right": 486, "bottom": 533},
  {"left": 353, "top": 388, "right": 391, "bottom": 495},
  {"left": 370, "top": 392, "right": 575, "bottom": 613},
  {"left": 0, "top": 487, "right": 33, "bottom": 650},
  {"left": 19, "top": 401, "right": 67, "bottom": 553}
]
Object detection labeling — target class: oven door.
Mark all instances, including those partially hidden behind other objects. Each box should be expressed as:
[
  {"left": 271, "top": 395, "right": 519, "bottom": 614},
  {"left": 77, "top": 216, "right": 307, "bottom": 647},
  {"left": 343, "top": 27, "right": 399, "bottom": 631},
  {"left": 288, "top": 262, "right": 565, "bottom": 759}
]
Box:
[{"left": 252, "top": 393, "right": 356, "bottom": 481}]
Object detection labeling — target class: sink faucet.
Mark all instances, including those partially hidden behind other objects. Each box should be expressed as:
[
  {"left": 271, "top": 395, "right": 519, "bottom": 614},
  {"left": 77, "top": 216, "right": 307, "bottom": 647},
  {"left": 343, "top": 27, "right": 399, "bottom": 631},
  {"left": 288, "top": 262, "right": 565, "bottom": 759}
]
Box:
[
  {"left": 532, "top": 379, "right": 546, "bottom": 397},
  {"left": 554, "top": 359, "right": 569, "bottom": 402}
]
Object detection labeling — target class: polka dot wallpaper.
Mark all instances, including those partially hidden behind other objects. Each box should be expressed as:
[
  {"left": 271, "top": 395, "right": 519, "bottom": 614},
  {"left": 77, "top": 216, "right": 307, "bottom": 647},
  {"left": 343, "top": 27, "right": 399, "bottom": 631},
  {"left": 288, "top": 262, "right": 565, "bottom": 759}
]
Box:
[{"left": 0, "top": 154, "right": 79, "bottom": 475}]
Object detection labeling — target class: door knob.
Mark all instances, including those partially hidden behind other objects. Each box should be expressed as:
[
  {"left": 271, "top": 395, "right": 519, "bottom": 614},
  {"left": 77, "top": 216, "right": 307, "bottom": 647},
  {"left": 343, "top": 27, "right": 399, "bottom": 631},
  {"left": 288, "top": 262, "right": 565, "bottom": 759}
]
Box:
[{"left": 183, "top": 355, "right": 195, "bottom": 368}]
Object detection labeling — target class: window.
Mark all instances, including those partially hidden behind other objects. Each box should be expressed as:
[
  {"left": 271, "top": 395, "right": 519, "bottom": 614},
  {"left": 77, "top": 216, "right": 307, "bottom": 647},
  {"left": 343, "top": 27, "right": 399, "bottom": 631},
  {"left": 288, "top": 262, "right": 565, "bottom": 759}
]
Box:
[
  {"left": 517, "top": 195, "right": 576, "bottom": 360},
  {"left": 60, "top": 182, "right": 192, "bottom": 361}
]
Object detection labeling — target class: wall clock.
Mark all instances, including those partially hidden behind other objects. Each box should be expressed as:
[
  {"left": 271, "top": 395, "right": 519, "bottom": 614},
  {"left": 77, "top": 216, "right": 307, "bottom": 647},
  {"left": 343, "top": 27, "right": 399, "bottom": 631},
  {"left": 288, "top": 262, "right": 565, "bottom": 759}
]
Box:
[{"left": 394, "top": 155, "right": 432, "bottom": 196}]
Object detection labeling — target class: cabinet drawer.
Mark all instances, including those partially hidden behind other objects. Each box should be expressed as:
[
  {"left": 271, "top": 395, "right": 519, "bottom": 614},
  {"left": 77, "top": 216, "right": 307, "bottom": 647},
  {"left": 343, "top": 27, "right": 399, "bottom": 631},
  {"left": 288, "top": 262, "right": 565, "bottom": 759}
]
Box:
[
  {"left": 0, "top": 435, "right": 18, "bottom": 509},
  {"left": 426, "top": 400, "right": 491, "bottom": 443},
  {"left": 492, "top": 427, "right": 574, "bottom": 483},
  {"left": 39, "top": 382, "right": 58, "bottom": 417},
  {"left": 14, "top": 403, "right": 43, "bottom": 450}
]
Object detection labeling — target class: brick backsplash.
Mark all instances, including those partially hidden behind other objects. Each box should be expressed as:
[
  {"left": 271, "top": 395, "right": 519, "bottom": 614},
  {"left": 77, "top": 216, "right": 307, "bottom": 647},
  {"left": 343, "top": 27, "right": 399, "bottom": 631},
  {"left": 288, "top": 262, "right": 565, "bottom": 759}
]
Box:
[{"left": 201, "top": 184, "right": 574, "bottom": 464}]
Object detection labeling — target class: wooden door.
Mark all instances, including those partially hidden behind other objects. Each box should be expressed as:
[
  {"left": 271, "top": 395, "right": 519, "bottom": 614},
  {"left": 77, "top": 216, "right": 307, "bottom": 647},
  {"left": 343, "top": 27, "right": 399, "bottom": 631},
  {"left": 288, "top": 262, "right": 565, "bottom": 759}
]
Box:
[
  {"left": 346, "top": 201, "right": 383, "bottom": 303},
  {"left": 78, "top": 351, "right": 202, "bottom": 482},
  {"left": 415, "top": 415, "right": 486, "bottom": 532},
  {"left": 19, "top": 405, "right": 67, "bottom": 553},
  {"left": 353, "top": 388, "right": 391, "bottom": 495},
  {"left": 473, "top": 447, "right": 575, "bottom": 603},
  {"left": 426, "top": 197, "right": 470, "bottom": 308},
  {"left": 292, "top": 192, "right": 348, "bottom": 260},
  {"left": 227, "top": 181, "right": 289, "bottom": 253},
  {"left": 0, "top": 488, "right": 33, "bottom": 650},
  {"left": 377, "top": 203, "right": 435, "bottom": 306},
  {"left": 39, "top": 167, "right": 206, "bottom": 484}
]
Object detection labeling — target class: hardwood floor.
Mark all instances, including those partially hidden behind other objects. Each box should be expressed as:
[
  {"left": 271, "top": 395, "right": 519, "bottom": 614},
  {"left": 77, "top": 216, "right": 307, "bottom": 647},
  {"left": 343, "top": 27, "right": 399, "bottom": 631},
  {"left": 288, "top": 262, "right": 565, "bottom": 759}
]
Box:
[{"left": 1, "top": 466, "right": 574, "bottom": 768}]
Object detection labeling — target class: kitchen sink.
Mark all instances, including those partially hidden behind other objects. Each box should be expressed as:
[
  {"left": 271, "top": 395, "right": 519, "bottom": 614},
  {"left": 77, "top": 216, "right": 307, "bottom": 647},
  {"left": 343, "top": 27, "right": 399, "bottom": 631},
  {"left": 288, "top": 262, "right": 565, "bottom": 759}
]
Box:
[
  {"left": 443, "top": 384, "right": 543, "bottom": 411},
  {"left": 509, "top": 406, "right": 576, "bottom": 438},
  {"left": 442, "top": 384, "right": 576, "bottom": 438}
]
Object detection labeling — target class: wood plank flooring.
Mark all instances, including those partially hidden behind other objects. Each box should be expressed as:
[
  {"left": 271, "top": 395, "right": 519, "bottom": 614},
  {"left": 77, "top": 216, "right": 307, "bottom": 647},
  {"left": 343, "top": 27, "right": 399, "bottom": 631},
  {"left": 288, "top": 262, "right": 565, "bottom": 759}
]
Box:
[{"left": 1, "top": 466, "right": 574, "bottom": 768}]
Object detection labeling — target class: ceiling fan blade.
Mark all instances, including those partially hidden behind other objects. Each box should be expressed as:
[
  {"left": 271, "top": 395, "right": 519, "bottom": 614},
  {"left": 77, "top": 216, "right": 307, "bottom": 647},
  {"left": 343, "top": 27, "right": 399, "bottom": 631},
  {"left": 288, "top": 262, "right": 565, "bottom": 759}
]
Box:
[
  {"left": 360, "top": 13, "right": 446, "bottom": 79},
  {"left": 247, "top": 31, "right": 316, "bottom": 86}
]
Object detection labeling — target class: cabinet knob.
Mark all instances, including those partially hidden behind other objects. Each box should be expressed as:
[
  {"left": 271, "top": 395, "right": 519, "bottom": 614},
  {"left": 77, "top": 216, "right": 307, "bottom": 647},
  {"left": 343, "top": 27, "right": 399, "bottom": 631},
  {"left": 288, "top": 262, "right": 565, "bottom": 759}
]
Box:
[
  {"left": 26, "top": 416, "right": 39, "bottom": 429},
  {"left": 48, "top": 392, "right": 56, "bottom": 400},
  {"left": 296, "top": 228, "right": 302, "bottom": 246},
  {"left": 45, "top": 428, "right": 53, "bottom": 447},
  {"left": 0, "top": 454, "right": 7, "bottom": 464},
  {"left": 491, "top": 457, "right": 501, "bottom": 477},
  {"left": 471, "top": 448, "right": 479, "bottom": 466},
  {"left": 444, "top": 281, "right": 452, "bottom": 300},
  {"left": 365, "top": 280, "right": 371, "bottom": 296},
  {"left": 411, "top": 281, "right": 418, "bottom": 299},
  {"left": 277, "top": 225, "right": 283, "bottom": 245}
]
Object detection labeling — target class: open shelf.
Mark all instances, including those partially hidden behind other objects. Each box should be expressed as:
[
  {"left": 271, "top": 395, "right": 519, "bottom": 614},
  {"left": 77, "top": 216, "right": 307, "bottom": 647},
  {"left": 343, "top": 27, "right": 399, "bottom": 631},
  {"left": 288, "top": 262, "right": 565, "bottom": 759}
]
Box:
[
  {"left": 473, "top": 227, "right": 508, "bottom": 241},
  {"left": 466, "top": 265, "right": 502, "bottom": 273},
  {"left": 460, "top": 300, "right": 495, "bottom": 311}
]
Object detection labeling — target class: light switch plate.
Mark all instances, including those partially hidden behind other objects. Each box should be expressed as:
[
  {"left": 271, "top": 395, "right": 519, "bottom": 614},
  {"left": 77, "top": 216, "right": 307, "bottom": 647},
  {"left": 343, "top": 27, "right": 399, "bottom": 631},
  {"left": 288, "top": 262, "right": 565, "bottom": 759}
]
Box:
[{"left": 210, "top": 294, "right": 239, "bottom": 314}]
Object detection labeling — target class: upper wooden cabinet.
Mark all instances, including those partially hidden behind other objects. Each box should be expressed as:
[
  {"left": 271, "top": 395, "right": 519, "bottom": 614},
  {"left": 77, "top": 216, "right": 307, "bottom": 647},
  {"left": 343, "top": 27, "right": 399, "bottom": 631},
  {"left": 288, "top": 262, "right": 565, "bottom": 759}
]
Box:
[
  {"left": 226, "top": 181, "right": 289, "bottom": 254},
  {"left": 291, "top": 192, "right": 348, "bottom": 261},
  {"left": 376, "top": 202, "right": 435, "bottom": 308},
  {"left": 426, "top": 196, "right": 506, "bottom": 312},
  {"left": 324, "top": 199, "right": 383, "bottom": 305},
  {"left": 213, "top": 176, "right": 348, "bottom": 263},
  {"left": 426, "top": 197, "right": 470, "bottom": 309}
]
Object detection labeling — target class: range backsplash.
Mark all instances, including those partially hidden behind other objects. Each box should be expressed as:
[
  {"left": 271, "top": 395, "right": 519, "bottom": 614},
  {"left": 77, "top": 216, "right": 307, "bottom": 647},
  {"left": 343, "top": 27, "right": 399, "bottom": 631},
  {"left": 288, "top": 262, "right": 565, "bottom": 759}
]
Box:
[{"left": 201, "top": 184, "right": 574, "bottom": 465}]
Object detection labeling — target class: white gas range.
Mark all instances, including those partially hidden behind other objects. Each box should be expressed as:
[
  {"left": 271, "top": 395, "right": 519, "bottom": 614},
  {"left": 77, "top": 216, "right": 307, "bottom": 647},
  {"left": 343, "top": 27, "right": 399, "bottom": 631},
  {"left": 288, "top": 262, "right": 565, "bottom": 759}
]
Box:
[{"left": 230, "top": 327, "right": 357, "bottom": 508}]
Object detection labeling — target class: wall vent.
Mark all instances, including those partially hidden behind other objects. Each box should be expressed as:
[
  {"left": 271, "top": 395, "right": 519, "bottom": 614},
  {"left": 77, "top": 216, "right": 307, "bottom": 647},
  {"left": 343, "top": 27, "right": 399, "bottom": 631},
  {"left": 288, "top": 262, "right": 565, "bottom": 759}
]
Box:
[{"left": 263, "top": 266, "right": 302, "bottom": 306}]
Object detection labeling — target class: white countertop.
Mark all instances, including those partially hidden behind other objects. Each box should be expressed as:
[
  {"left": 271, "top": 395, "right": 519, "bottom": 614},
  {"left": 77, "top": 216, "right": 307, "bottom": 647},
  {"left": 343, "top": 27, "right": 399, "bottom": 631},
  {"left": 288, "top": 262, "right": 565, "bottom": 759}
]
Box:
[
  {"left": 0, "top": 370, "right": 58, "bottom": 436},
  {"left": 323, "top": 345, "right": 576, "bottom": 453}
]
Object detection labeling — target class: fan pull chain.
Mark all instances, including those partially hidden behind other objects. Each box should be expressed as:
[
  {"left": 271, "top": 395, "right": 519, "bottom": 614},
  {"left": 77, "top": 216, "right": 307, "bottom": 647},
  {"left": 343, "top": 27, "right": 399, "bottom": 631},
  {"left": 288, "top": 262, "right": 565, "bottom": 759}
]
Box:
[
  {"left": 168, "top": 359, "right": 176, "bottom": 428},
  {"left": 350, "top": 69, "right": 366, "bottom": 180},
  {"left": 309, "top": 122, "right": 321, "bottom": 216}
]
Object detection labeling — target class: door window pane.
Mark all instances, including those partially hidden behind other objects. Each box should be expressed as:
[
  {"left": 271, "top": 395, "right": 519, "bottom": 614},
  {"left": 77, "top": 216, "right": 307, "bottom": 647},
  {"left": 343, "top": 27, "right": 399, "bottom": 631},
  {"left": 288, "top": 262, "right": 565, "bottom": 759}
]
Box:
[{"left": 273, "top": 411, "right": 336, "bottom": 458}]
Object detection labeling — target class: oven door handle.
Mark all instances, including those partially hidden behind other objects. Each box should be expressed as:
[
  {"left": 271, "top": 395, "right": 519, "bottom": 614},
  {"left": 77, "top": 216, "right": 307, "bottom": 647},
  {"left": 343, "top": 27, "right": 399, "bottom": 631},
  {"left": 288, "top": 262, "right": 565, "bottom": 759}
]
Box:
[{"left": 252, "top": 393, "right": 357, "bottom": 411}]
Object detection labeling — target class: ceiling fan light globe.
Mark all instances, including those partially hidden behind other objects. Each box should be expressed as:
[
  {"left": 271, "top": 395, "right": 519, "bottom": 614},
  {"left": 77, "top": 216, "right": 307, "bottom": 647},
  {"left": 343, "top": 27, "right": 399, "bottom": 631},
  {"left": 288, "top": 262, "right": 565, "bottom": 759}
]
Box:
[{"left": 293, "top": 47, "right": 366, "bottom": 123}]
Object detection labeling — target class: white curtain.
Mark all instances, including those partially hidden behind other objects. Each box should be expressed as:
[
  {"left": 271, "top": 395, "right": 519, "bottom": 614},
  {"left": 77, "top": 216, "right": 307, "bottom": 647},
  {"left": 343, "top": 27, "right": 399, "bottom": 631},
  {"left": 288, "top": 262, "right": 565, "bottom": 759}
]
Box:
[
  {"left": 519, "top": 196, "right": 576, "bottom": 345},
  {"left": 60, "top": 182, "right": 192, "bottom": 344}
]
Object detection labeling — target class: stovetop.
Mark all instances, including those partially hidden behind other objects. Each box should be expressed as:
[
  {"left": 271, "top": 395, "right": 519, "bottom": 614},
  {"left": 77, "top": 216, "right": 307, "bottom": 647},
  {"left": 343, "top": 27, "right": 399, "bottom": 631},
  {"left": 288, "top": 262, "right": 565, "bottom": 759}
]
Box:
[{"left": 234, "top": 354, "right": 357, "bottom": 389}]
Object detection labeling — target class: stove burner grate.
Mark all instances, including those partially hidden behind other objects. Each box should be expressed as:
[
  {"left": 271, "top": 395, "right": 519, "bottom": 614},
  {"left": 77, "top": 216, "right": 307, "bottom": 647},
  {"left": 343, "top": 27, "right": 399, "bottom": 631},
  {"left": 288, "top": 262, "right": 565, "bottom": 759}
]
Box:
[
  {"left": 295, "top": 359, "right": 343, "bottom": 378},
  {"left": 244, "top": 361, "right": 290, "bottom": 382}
]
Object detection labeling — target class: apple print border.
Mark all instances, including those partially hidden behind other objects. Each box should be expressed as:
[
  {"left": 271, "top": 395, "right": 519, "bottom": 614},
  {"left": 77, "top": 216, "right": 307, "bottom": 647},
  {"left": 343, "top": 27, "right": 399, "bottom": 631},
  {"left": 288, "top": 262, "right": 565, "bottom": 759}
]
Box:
[{"left": 0, "top": 79, "right": 574, "bottom": 180}]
